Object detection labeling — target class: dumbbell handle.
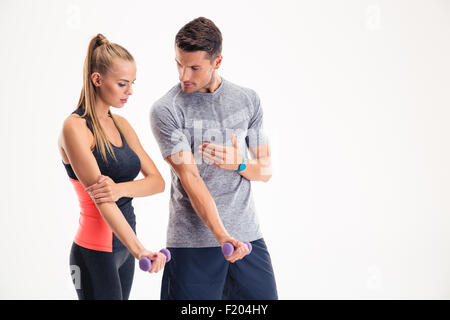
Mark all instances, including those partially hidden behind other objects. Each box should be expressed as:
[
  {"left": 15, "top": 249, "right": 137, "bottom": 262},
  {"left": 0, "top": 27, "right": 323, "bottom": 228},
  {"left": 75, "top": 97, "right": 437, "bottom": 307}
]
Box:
[
  {"left": 222, "top": 242, "right": 252, "bottom": 257},
  {"left": 139, "top": 248, "right": 171, "bottom": 272}
]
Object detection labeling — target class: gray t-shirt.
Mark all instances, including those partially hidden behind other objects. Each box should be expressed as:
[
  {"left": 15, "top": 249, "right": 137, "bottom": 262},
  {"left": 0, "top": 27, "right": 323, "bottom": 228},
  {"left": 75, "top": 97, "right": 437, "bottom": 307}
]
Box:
[{"left": 150, "top": 78, "right": 268, "bottom": 247}]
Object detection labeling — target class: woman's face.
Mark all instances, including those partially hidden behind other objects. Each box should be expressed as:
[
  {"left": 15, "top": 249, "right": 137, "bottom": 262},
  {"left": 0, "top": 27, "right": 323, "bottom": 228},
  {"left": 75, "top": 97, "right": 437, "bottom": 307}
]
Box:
[{"left": 92, "top": 58, "right": 136, "bottom": 108}]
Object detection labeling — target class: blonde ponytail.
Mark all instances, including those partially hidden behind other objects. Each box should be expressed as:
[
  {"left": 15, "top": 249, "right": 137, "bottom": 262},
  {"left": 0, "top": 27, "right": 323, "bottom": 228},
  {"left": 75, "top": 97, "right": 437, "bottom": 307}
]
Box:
[{"left": 76, "top": 33, "right": 134, "bottom": 163}]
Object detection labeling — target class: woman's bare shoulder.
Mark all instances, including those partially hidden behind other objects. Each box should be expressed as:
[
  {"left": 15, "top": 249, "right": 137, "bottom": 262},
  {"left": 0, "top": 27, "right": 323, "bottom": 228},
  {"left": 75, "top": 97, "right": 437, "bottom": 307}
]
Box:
[
  {"left": 60, "top": 113, "right": 93, "bottom": 148},
  {"left": 113, "top": 114, "right": 136, "bottom": 137},
  {"left": 113, "top": 113, "right": 131, "bottom": 129},
  {"left": 62, "top": 113, "right": 87, "bottom": 134}
]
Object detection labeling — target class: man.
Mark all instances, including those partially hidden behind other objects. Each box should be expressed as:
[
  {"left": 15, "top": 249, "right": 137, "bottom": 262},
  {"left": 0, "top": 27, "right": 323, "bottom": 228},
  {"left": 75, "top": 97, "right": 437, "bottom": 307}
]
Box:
[{"left": 150, "top": 17, "right": 278, "bottom": 300}]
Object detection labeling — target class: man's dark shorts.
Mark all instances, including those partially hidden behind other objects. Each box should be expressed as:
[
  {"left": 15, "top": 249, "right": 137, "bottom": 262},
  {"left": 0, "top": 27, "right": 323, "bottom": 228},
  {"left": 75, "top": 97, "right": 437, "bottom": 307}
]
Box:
[{"left": 161, "top": 238, "right": 278, "bottom": 300}]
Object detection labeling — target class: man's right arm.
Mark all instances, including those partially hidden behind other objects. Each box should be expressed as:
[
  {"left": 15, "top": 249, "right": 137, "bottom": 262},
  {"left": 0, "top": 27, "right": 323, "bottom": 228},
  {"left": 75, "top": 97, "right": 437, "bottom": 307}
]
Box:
[
  {"left": 165, "top": 151, "right": 249, "bottom": 263},
  {"left": 150, "top": 104, "right": 249, "bottom": 262}
]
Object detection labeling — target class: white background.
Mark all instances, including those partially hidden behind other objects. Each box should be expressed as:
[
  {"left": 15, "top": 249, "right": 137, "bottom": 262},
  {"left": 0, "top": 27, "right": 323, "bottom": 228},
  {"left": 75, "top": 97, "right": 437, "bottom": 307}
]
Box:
[{"left": 1, "top": 0, "right": 449, "bottom": 299}]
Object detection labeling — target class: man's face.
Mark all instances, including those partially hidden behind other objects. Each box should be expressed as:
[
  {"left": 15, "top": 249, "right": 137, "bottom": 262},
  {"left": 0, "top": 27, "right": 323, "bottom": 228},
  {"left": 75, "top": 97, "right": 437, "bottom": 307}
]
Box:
[{"left": 175, "top": 45, "right": 221, "bottom": 93}]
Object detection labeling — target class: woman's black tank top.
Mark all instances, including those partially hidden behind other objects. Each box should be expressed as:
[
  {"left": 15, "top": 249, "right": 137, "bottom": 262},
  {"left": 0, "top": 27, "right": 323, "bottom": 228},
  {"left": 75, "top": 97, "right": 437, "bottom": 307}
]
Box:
[{"left": 63, "top": 107, "right": 141, "bottom": 251}]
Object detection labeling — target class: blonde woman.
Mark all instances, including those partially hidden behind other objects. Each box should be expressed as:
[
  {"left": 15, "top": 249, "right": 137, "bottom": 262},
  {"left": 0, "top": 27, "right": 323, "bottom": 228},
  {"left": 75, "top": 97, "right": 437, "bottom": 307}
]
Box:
[{"left": 58, "top": 34, "right": 166, "bottom": 300}]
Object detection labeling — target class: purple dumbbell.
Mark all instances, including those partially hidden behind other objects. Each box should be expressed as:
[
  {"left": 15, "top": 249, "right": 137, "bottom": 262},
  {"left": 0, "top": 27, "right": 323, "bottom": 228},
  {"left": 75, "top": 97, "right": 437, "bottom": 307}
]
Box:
[
  {"left": 222, "top": 242, "right": 252, "bottom": 257},
  {"left": 139, "top": 248, "right": 171, "bottom": 272}
]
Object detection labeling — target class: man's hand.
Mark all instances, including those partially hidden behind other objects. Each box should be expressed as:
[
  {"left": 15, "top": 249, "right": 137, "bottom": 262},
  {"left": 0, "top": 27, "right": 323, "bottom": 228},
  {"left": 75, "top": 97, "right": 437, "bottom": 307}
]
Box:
[
  {"left": 217, "top": 235, "right": 250, "bottom": 263},
  {"left": 198, "top": 134, "right": 244, "bottom": 171}
]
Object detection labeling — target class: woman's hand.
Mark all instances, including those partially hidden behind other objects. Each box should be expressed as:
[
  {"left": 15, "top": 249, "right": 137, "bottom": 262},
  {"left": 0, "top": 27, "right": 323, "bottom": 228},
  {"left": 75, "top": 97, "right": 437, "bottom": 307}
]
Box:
[
  {"left": 138, "top": 249, "right": 167, "bottom": 274},
  {"left": 84, "top": 175, "right": 124, "bottom": 204}
]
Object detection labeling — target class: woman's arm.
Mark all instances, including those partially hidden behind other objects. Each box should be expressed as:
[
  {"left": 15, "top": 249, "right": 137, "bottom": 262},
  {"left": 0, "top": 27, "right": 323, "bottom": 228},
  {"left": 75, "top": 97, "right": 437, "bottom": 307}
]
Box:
[
  {"left": 117, "top": 115, "right": 165, "bottom": 198},
  {"left": 85, "top": 115, "right": 165, "bottom": 201},
  {"left": 60, "top": 117, "right": 158, "bottom": 263}
]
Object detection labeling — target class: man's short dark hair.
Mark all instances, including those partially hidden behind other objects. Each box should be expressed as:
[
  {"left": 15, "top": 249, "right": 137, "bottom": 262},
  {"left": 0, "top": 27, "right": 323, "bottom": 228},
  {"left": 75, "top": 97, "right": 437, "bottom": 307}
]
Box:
[{"left": 175, "top": 17, "right": 222, "bottom": 61}]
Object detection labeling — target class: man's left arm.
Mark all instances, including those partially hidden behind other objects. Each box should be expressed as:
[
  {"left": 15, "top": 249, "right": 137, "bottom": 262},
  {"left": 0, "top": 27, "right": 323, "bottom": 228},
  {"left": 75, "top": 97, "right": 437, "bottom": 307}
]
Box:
[
  {"left": 199, "top": 90, "right": 272, "bottom": 182},
  {"left": 198, "top": 135, "right": 272, "bottom": 182},
  {"left": 237, "top": 143, "right": 272, "bottom": 182}
]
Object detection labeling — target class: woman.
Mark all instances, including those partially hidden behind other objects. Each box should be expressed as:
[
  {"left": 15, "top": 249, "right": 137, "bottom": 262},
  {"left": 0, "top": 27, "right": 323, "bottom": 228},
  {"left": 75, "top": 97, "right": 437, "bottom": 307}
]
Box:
[{"left": 58, "top": 33, "right": 166, "bottom": 300}]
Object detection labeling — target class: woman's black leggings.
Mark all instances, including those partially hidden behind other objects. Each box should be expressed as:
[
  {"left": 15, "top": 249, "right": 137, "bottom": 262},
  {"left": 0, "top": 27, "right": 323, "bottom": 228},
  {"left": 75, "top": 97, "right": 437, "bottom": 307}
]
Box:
[{"left": 69, "top": 242, "right": 135, "bottom": 300}]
